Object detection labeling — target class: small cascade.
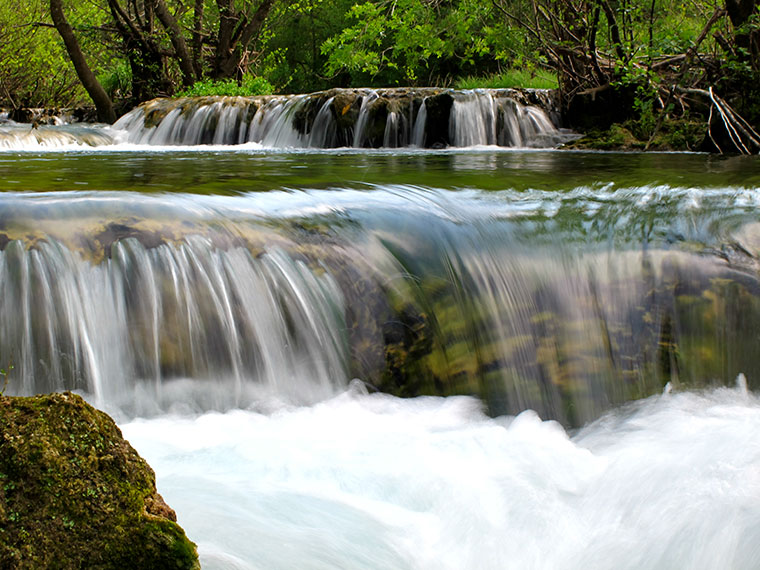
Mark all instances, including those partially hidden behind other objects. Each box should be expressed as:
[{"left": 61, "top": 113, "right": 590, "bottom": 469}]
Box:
[
  {"left": 250, "top": 96, "right": 306, "bottom": 147},
  {"left": 309, "top": 96, "right": 337, "bottom": 148},
  {"left": 0, "top": 181, "right": 758, "bottom": 424},
  {"left": 383, "top": 111, "right": 399, "bottom": 148},
  {"left": 113, "top": 97, "right": 257, "bottom": 146},
  {"left": 0, "top": 236, "right": 348, "bottom": 414},
  {"left": 499, "top": 100, "right": 563, "bottom": 147},
  {"left": 112, "top": 88, "right": 573, "bottom": 149},
  {"left": 449, "top": 90, "right": 570, "bottom": 147},
  {"left": 352, "top": 92, "right": 379, "bottom": 147},
  {"left": 0, "top": 122, "right": 116, "bottom": 149},
  {"left": 450, "top": 90, "right": 498, "bottom": 146}
]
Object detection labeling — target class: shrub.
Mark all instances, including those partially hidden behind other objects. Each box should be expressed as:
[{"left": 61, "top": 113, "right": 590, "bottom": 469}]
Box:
[{"left": 175, "top": 76, "right": 275, "bottom": 97}]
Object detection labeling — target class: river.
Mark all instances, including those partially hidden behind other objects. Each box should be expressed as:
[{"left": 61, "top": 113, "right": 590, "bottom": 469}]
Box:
[{"left": 1, "top": 99, "right": 760, "bottom": 567}]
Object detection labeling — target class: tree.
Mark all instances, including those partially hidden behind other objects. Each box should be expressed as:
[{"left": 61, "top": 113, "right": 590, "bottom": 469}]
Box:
[
  {"left": 49, "top": 0, "right": 115, "bottom": 122},
  {"left": 211, "top": 0, "right": 277, "bottom": 79},
  {"left": 321, "top": 0, "right": 512, "bottom": 86},
  {"left": 493, "top": 0, "right": 760, "bottom": 152},
  {"left": 99, "top": 0, "right": 278, "bottom": 102},
  {"left": 0, "top": 0, "right": 87, "bottom": 108}
]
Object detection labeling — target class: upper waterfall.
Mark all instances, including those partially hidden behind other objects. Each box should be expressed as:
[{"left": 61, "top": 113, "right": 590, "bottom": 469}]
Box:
[{"left": 112, "top": 88, "right": 575, "bottom": 149}]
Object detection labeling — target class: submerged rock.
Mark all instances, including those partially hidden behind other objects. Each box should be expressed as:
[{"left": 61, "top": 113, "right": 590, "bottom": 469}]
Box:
[{"left": 0, "top": 392, "right": 199, "bottom": 569}]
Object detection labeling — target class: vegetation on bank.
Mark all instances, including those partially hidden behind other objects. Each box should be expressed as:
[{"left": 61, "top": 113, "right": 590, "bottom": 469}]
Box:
[
  {"left": 0, "top": 392, "right": 199, "bottom": 569},
  {"left": 1, "top": 1, "right": 760, "bottom": 151},
  {"left": 174, "top": 76, "right": 275, "bottom": 97}
]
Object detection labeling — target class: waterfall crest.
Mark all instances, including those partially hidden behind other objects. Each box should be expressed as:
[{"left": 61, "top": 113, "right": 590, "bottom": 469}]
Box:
[{"left": 0, "top": 122, "right": 115, "bottom": 149}]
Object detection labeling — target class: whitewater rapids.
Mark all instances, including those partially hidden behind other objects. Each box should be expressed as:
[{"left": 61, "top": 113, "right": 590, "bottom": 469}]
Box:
[{"left": 123, "top": 384, "right": 760, "bottom": 570}]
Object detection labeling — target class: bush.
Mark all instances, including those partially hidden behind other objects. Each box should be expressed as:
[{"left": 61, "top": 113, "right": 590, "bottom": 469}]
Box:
[
  {"left": 174, "top": 76, "right": 275, "bottom": 97},
  {"left": 455, "top": 68, "right": 558, "bottom": 90}
]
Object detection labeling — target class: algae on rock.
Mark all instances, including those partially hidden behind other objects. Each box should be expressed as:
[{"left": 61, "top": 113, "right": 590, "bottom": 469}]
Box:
[{"left": 0, "top": 392, "right": 199, "bottom": 570}]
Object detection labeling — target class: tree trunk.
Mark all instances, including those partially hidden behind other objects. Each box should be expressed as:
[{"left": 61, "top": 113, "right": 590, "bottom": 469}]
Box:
[
  {"left": 49, "top": 0, "right": 116, "bottom": 123},
  {"left": 192, "top": 0, "right": 204, "bottom": 77},
  {"left": 726, "top": 0, "right": 759, "bottom": 66},
  {"left": 212, "top": 0, "right": 276, "bottom": 79},
  {"left": 726, "top": 0, "right": 757, "bottom": 26},
  {"left": 150, "top": 0, "right": 196, "bottom": 86}
]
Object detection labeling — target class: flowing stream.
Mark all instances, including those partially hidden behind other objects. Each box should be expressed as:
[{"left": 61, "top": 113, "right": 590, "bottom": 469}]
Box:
[{"left": 1, "top": 124, "right": 760, "bottom": 568}]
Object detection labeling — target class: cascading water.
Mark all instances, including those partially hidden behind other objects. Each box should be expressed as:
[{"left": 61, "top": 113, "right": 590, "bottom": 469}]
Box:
[
  {"left": 0, "top": 89, "right": 574, "bottom": 150},
  {"left": 0, "top": 120, "right": 115, "bottom": 149},
  {"left": 449, "top": 90, "right": 563, "bottom": 147},
  {"left": 1, "top": 165, "right": 759, "bottom": 424},
  {"left": 1, "top": 148, "right": 759, "bottom": 569},
  {"left": 106, "top": 88, "right": 574, "bottom": 149},
  {"left": 0, "top": 231, "right": 347, "bottom": 415},
  {"left": 411, "top": 99, "right": 427, "bottom": 147}
]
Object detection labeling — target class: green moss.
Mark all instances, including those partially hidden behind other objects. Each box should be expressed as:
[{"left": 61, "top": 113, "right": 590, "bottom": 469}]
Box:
[
  {"left": 565, "top": 124, "right": 641, "bottom": 150},
  {"left": 565, "top": 117, "right": 706, "bottom": 151},
  {"left": 0, "top": 393, "right": 199, "bottom": 570}
]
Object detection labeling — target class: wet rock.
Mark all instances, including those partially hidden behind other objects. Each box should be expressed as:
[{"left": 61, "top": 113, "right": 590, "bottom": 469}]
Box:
[
  {"left": 95, "top": 222, "right": 165, "bottom": 258},
  {"left": 423, "top": 91, "right": 454, "bottom": 147}
]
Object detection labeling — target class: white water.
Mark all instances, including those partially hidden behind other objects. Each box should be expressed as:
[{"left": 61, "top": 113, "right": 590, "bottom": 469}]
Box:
[
  {"left": 449, "top": 91, "right": 563, "bottom": 147},
  {"left": 0, "top": 122, "right": 116, "bottom": 149},
  {"left": 122, "top": 384, "right": 760, "bottom": 570},
  {"left": 0, "top": 238, "right": 348, "bottom": 414}
]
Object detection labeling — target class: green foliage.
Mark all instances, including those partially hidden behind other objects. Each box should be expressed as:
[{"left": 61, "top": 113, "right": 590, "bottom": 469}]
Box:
[
  {"left": 175, "top": 76, "right": 275, "bottom": 97},
  {"left": 455, "top": 68, "right": 558, "bottom": 90},
  {"left": 98, "top": 60, "right": 132, "bottom": 100},
  {"left": 257, "top": 0, "right": 356, "bottom": 93},
  {"left": 0, "top": 0, "right": 86, "bottom": 107},
  {"left": 321, "top": 0, "right": 515, "bottom": 86}
]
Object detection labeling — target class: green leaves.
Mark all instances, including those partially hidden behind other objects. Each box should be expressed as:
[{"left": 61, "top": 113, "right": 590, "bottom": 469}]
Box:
[
  {"left": 321, "top": 0, "right": 508, "bottom": 86},
  {"left": 174, "top": 76, "right": 275, "bottom": 97}
]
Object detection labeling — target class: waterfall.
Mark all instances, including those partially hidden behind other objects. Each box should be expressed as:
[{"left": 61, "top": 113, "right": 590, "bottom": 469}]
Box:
[
  {"left": 1, "top": 180, "right": 757, "bottom": 424},
  {"left": 412, "top": 100, "right": 427, "bottom": 147},
  {"left": 0, "top": 236, "right": 348, "bottom": 414},
  {"left": 383, "top": 111, "right": 399, "bottom": 148},
  {"left": 353, "top": 91, "right": 379, "bottom": 147},
  {"left": 249, "top": 96, "right": 305, "bottom": 147},
  {"left": 309, "top": 96, "right": 337, "bottom": 148},
  {"left": 447, "top": 89, "right": 569, "bottom": 147},
  {"left": 450, "top": 90, "right": 498, "bottom": 146},
  {"left": 2, "top": 109, "right": 755, "bottom": 570},
  {"left": 0, "top": 122, "right": 115, "bottom": 149},
  {"left": 110, "top": 88, "right": 573, "bottom": 149}
]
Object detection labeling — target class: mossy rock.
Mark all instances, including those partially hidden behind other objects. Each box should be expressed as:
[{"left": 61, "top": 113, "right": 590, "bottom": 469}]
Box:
[
  {"left": 0, "top": 392, "right": 199, "bottom": 570},
  {"left": 564, "top": 124, "right": 642, "bottom": 150},
  {"left": 565, "top": 117, "right": 706, "bottom": 152}
]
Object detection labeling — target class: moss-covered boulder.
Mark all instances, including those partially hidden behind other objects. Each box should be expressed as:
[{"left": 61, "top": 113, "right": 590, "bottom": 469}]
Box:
[{"left": 0, "top": 392, "right": 199, "bottom": 570}]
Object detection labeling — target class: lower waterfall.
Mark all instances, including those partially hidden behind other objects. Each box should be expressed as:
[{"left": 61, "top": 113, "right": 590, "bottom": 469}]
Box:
[
  {"left": 1, "top": 171, "right": 758, "bottom": 425},
  {"left": 1, "top": 147, "right": 759, "bottom": 569}
]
